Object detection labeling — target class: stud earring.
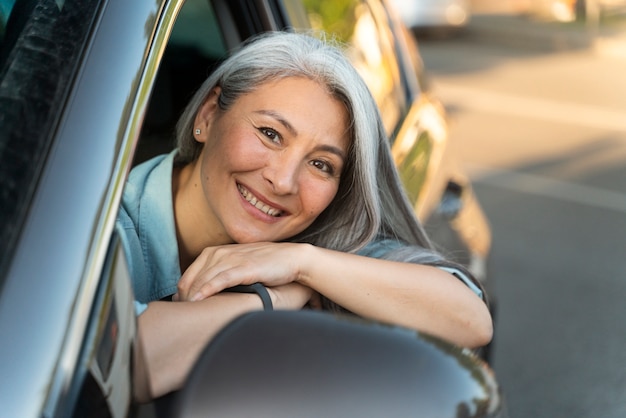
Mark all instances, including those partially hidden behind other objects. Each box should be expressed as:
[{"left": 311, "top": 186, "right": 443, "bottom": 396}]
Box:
[{"left": 195, "top": 128, "right": 201, "bottom": 135}]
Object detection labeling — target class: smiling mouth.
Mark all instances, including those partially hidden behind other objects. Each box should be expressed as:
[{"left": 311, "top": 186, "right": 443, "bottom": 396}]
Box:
[{"left": 237, "top": 184, "right": 284, "bottom": 217}]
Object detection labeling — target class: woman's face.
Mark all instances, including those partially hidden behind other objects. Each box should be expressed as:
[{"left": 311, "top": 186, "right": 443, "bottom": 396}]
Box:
[{"left": 193, "top": 77, "right": 350, "bottom": 244}]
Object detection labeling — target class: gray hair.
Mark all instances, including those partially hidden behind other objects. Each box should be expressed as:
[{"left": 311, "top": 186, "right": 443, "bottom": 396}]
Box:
[{"left": 175, "top": 31, "right": 451, "bottom": 264}]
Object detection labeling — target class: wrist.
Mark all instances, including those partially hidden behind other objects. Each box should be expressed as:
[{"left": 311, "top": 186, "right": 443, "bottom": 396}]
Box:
[
  {"left": 224, "top": 284, "right": 273, "bottom": 311},
  {"left": 294, "top": 243, "right": 317, "bottom": 286},
  {"left": 265, "top": 286, "right": 277, "bottom": 307}
]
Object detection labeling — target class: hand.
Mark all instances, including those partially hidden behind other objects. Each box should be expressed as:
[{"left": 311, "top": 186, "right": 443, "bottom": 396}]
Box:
[{"left": 173, "top": 242, "right": 310, "bottom": 302}]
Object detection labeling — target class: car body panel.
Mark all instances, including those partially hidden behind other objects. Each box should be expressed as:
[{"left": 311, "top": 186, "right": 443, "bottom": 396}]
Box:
[{"left": 175, "top": 310, "right": 504, "bottom": 418}]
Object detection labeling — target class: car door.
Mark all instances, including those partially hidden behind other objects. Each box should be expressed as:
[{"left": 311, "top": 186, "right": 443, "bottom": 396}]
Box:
[{"left": 0, "top": 0, "right": 176, "bottom": 416}]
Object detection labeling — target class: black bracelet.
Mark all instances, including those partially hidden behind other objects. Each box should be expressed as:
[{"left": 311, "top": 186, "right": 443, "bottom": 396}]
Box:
[{"left": 225, "top": 283, "right": 273, "bottom": 311}]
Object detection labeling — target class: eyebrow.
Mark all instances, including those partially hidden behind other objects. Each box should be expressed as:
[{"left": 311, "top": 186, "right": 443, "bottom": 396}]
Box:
[
  {"left": 255, "top": 109, "right": 298, "bottom": 137},
  {"left": 254, "top": 109, "right": 347, "bottom": 160},
  {"left": 316, "top": 144, "right": 347, "bottom": 161}
]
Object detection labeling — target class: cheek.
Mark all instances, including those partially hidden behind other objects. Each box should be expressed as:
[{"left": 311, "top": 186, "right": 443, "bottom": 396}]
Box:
[
  {"left": 205, "top": 126, "right": 264, "bottom": 171},
  {"left": 301, "top": 180, "right": 339, "bottom": 217}
]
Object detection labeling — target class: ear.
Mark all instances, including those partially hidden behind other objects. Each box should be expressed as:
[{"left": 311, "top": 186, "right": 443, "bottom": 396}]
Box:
[{"left": 193, "top": 86, "right": 222, "bottom": 143}]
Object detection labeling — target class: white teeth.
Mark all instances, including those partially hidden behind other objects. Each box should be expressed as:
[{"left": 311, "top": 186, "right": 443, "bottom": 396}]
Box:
[{"left": 238, "top": 184, "right": 283, "bottom": 217}]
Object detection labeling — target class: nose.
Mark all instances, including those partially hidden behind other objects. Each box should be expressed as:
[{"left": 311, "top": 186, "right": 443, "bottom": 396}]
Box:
[{"left": 263, "top": 151, "right": 300, "bottom": 195}]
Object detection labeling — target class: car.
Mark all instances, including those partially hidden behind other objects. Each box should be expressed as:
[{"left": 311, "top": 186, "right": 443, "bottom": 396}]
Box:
[
  {"left": 388, "top": 0, "right": 471, "bottom": 36},
  {"left": 529, "top": 0, "right": 626, "bottom": 21},
  {"left": 0, "top": 0, "right": 501, "bottom": 417}
]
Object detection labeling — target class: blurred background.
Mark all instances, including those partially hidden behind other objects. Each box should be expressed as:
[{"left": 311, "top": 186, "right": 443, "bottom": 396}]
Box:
[{"left": 390, "top": 0, "right": 626, "bottom": 416}]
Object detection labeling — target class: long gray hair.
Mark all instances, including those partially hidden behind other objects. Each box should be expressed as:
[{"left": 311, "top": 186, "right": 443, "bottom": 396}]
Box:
[{"left": 175, "top": 31, "right": 475, "bottom": 283}]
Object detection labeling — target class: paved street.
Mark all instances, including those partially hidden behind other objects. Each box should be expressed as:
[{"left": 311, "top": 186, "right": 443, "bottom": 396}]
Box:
[{"left": 415, "top": 9, "right": 626, "bottom": 418}]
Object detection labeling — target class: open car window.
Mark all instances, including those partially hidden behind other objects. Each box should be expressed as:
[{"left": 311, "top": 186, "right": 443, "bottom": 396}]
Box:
[
  {"left": 135, "top": 0, "right": 227, "bottom": 166},
  {"left": 136, "top": 0, "right": 409, "bottom": 166}
]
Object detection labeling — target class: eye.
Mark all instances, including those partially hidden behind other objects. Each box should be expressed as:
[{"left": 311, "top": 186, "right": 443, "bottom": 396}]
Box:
[
  {"left": 259, "top": 127, "right": 281, "bottom": 144},
  {"left": 310, "top": 159, "right": 336, "bottom": 176}
]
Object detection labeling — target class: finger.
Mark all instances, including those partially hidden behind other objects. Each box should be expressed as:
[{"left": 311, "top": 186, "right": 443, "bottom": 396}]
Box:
[
  {"left": 177, "top": 252, "right": 213, "bottom": 300},
  {"left": 190, "top": 267, "right": 253, "bottom": 301}
]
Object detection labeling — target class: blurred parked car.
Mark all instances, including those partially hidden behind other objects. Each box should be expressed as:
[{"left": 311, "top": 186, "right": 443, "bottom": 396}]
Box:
[
  {"left": 530, "top": 0, "right": 626, "bottom": 21},
  {"left": 388, "top": 0, "right": 471, "bottom": 36},
  {"left": 0, "top": 0, "right": 501, "bottom": 417}
]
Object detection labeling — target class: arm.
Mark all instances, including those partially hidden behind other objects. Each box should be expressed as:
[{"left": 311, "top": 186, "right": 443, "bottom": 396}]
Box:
[
  {"left": 137, "top": 283, "right": 311, "bottom": 400},
  {"left": 297, "top": 245, "right": 492, "bottom": 348},
  {"left": 175, "top": 243, "right": 492, "bottom": 349}
]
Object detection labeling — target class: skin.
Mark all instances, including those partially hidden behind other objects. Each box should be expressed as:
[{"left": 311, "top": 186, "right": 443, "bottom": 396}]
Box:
[{"left": 137, "top": 76, "right": 492, "bottom": 400}]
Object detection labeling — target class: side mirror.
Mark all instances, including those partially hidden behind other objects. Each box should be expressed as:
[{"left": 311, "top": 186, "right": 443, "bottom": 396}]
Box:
[{"left": 173, "top": 310, "right": 506, "bottom": 417}]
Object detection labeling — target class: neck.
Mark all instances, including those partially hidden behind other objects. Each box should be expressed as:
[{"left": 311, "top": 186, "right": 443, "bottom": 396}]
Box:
[{"left": 172, "top": 161, "right": 231, "bottom": 272}]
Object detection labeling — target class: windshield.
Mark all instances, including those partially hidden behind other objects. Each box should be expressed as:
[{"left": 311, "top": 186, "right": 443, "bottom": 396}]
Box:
[{"left": 0, "top": 0, "right": 101, "bottom": 287}]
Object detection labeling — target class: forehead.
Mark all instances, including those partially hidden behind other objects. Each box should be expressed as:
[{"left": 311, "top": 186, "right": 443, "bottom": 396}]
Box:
[
  {"left": 243, "top": 76, "right": 335, "bottom": 105},
  {"left": 235, "top": 77, "right": 351, "bottom": 148}
]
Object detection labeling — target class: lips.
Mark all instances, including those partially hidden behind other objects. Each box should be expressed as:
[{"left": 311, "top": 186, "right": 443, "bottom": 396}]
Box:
[{"left": 237, "top": 184, "right": 284, "bottom": 217}]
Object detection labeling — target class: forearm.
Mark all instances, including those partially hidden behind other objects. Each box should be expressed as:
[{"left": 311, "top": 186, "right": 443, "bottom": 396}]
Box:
[
  {"left": 297, "top": 245, "right": 493, "bottom": 348},
  {"left": 137, "top": 292, "right": 263, "bottom": 399}
]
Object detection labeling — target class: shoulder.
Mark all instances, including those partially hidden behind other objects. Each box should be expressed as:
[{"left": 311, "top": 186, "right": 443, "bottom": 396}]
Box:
[
  {"left": 357, "top": 237, "right": 405, "bottom": 258},
  {"left": 124, "top": 154, "right": 171, "bottom": 203},
  {"left": 121, "top": 152, "right": 175, "bottom": 221}
]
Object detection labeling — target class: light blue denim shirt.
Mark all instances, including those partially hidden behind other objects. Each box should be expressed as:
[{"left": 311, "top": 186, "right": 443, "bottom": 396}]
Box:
[
  {"left": 116, "top": 151, "right": 181, "bottom": 315},
  {"left": 357, "top": 239, "right": 484, "bottom": 300}
]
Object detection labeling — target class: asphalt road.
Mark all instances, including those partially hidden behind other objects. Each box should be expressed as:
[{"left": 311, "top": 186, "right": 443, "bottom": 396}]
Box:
[{"left": 416, "top": 19, "right": 626, "bottom": 418}]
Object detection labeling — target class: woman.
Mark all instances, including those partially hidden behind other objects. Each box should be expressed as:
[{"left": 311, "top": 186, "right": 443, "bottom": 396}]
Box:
[{"left": 118, "top": 31, "right": 492, "bottom": 400}]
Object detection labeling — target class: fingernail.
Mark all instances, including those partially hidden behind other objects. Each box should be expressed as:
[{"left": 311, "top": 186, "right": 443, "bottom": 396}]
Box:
[{"left": 191, "top": 292, "right": 202, "bottom": 302}]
